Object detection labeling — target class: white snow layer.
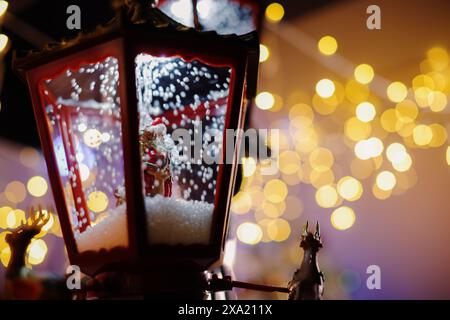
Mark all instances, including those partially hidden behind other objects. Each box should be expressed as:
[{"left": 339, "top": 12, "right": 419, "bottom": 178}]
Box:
[{"left": 75, "top": 195, "right": 214, "bottom": 252}]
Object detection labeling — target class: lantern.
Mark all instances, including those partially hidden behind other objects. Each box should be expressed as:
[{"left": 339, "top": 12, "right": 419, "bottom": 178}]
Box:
[
  {"left": 157, "top": 0, "right": 263, "bottom": 35},
  {"left": 15, "top": 0, "right": 258, "bottom": 293}
]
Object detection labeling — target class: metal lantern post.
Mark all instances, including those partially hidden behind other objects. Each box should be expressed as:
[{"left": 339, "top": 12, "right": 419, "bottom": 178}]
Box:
[{"left": 15, "top": 0, "right": 258, "bottom": 298}]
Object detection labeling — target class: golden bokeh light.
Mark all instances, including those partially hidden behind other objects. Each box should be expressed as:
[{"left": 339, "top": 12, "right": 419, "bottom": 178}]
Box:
[
  {"left": 278, "top": 151, "right": 301, "bottom": 175},
  {"left": 354, "top": 64, "right": 375, "bottom": 84},
  {"left": 428, "top": 124, "right": 448, "bottom": 147},
  {"left": 27, "top": 176, "right": 48, "bottom": 197},
  {"left": 0, "top": 34, "right": 8, "bottom": 53},
  {"left": 237, "top": 222, "right": 263, "bottom": 245},
  {"left": 428, "top": 91, "right": 447, "bottom": 112},
  {"left": 372, "top": 184, "right": 392, "bottom": 200},
  {"left": 386, "top": 143, "right": 408, "bottom": 163},
  {"left": 7, "top": 209, "right": 26, "bottom": 229},
  {"left": 4, "top": 181, "right": 27, "bottom": 204},
  {"left": 345, "top": 80, "right": 370, "bottom": 104},
  {"left": 392, "top": 153, "right": 412, "bottom": 172},
  {"left": 87, "top": 191, "right": 109, "bottom": 213},
  {"left": 345, "top": 117, "right": 372, "bottom": 141},
  {"left": 1, "top": 247, "right": 11, "bottom": 267},
  {"left": 265, "top": 2, "right": 284, "bottom": 23},
  {"left": 395, "top": 99, "right": 418, "bottom": 123},
  {"left": 356, "top": 102, "right": 376, "bottom": 122},
  {"left": 289, "top": 103, "right": 314, "bottom": 124},
  {"left": 337, "top": 176, "right": 363, "bottom": 201},
  {"left": 259, "top": 44, "right": 270, "bottom": 63},
  {"left": 351, "top": 158, "right": 374, "bottom": 180},
  {"left": 331, "top": 206, "right": 356, "bottom": 231},
  {"left": 447, "top": 146, "right": 450, "bottom": 165},
  {"left": 263, "top": 179, "right": 288, "bottom": 203},
  {"left": 414, "top": 86, "right": 432, "bottom": 108},
  {"left": 242, "top": 157, "right": 257, "bottom": 177},
  {"left": 387, "top": 81, "right": 408, "bottom": 103},
  {"left": 315, "top": 185, "right": 339, "bottom": 208},
  {"left": 380, "top": 108, "right": 400, "bottom": 133},
  {"left": 0, "top": 1, "right": 8, "bottom": 17},
  {"left": 310, "top": 168, "right": 335, "bottom": 189},
  {"left": 309, "top": 148, "right": 334, "bottom": 172},
  {"left": 231, "top": 191, "right": 253, "bottom": 215},
  {"left": 0, "top": 206, "right": 13, "bottom": 229},
  {"left": 255, "top": 91, "right": 275, "bottom": 110},
  {"left": 413, "top": 124, "right": 433, "bottom": 146},
  {"left": 267, "top": 218, "right": 291, "bottom": 242},
  {"left": 427, "top": 47, "right": 449, "bottom": 72},
  {"left": 318, "top": 35, "right": 338, "bottom": 56},
  {"left": 315, "top": 79, "right": 335, "bottom": 98},
  {"left": 27, "top": 239, "right": 48, "bottom": 265},
  {"left": 376, "top": 171, "right": 397, "bottom": 191}
]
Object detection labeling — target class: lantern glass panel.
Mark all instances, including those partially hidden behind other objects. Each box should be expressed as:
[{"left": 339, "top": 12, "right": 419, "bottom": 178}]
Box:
[
  {"left": 159, "top": 0, "right": 257, "bottom": 35},
  {"left": 134, "top": 53, "right": 232, "bottom": 246},
  {"left": 38, "top": 56, "right": 128, "bottom": 252}
]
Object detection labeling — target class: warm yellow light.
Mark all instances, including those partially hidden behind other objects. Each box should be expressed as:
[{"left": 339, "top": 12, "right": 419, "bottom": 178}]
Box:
[
  {"left": 392, "top": 154, "right": 412, "bottom": 172},
  {"left": 231, "top": 191, "right": 252, "bottom": 215},
  {"left": 337, "top": 176, "right": 363, "bottom": 201},
  {"left": 310, "top": 168, "right": 335, "bottom": 189},
  {"left": 0, "top": 1, "right": 8, "bottom": 17},
  {"left": 264, "top": 179, "right": 288, "bottom": 203},
  {"left": 242, "top": 157, "right": 257, "bottom": 177},
  {"left": 345, "top": 80, "right": 370, "bottom": 104},
  {"left": 87, "top": 191, "right": 109, "bottom": 213},
  {"left": 27, "top": 176, "right": 48, "bottom": 197},
  {"left": 386, "top": 143, "right": 407, "bottom": 163},
  {"left": 265, "top": 2, "right": 284, "bottom": 23},
  {"left": 1, "top": 247, "right": 10, "bottom": 267},
  {"left": 387, "top": 81, "right": 408, "bottom": 103},
  {"left": 259, "top": 44, "right": 270, "bottom": 63},
  {"left": 318, "top": 36, "right": 338, "bottom": 56},
  {"left": 412, "top": 74, "right": 435, "bottom": 90},
  {"left": 278, "top": 151, "right": 301, "bottom": 175},
  {"left": 309, "top": 148, "right": 334, "bottom": 172},
  {"left": 255, "top": 91, "right": 275, "bottom": 110},
  {"left": 354, "top": 140, "right": 371, "bottom": 160},
  {"left": 429, "top": 124, "right": 448, "bottom": 148},
  {"left": 427, "top": 47, "right": 449, "bottom": 71},
  {"left": 345, "top": 117, "right": 372, "bottom": 141},
  {"left": 428, "top": 91, "right": 447, "bottom": 112},
  {"left": 237, "top": 222, "right": 263, "bottom": 245},
  {"left": 289, "top": 103, "right": 314, "bottom": 124},
  {"left": 447, "top": 146, "right": 450, "bottom": 165},
  {"left": 27, "top": 239, "right": 48, "bottom": 265},
  {"left": 413, "top": 124, "right": 433, "bottom": 146},
  {"left": 267, "top": 218, "right": 291, "bottom": 242},
  {"left": 315, "top": 79, "right": 335, "bottom": 98},
  {"left": 356, "top": 102, "right": 376, "bottom": 122},
  {"left": 0, "top": 206, "right": 13, "bottom": 229},
  {"left": 315, "top": 185, "right": 338, "bottom": 208},
  {"left": 380, "top": 108, "right": 399, "bottom": 133},
  {"left": 83, "top": 129, "right": 102, "bottom": 148},
  {"left": 395, "top": 99, "right": 418, "bottom": 123},
  {"left": 7, "top": 209, "right": 25, "bottom": 229},
  {"left": 354, "top": 64, "right": 374, "bottom": 84},
  {"left": 0, "top": 34, "right": 8, "bottom": 53},
  {"left": 414, "top": 87, "right": 432, "bottom": 108},
  {"left": 331, "top": 206, "right": 356, "bottom": 231},
  {"left": 372, "top": 184, "right": 392, "bottom": 200},
  {"left": 376, "top": 171, "right": 397, "bottom": 191},
  {"left": 366, "top": 137, "right": 384, "bottom": 158}
]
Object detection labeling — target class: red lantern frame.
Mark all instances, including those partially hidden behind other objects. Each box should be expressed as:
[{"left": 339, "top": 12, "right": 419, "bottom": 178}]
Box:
[{"left": 15, "top": 6, "right": 259, "bottom": 276}]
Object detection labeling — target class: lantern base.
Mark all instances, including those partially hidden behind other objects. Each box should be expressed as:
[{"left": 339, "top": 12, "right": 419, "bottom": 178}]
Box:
[{"left": 84, "top": 270, "right": 209, "bottom": 299}]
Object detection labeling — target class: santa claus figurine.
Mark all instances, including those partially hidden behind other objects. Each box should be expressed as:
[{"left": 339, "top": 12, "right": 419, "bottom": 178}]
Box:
[{"left": 140, "top": 117, "right": 172, "bottom": 198}]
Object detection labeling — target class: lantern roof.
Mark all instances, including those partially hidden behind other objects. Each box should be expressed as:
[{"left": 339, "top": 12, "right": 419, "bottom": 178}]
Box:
[{"left": 14, "top": 2, "right": 259, "bottom": 98}]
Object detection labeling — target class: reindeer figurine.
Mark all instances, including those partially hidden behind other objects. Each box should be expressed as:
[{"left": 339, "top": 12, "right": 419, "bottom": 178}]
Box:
[
  {"left": 288, "top": 221, "right": 324, "bottom": 300},
  {"left": 4, "top": 207, "right": 70, "bottom": 300}
]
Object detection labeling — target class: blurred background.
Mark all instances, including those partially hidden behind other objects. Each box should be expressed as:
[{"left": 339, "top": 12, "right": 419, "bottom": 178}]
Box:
[{"left": 1, "top": 0, "right": 450, "bottom": 299}]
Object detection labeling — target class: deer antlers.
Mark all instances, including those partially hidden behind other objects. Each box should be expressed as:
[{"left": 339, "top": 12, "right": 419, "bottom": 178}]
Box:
[{"left": 19, "top": 206, "right": 52, "bottom": 231}]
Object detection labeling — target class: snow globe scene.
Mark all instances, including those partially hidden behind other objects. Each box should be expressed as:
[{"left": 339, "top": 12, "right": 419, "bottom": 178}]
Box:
[
  {"left": 39, "top": 56, "right": 127, "bottom": 252},
  {"left": 134, "top": 53, "right": 232, "bottom": 246},
  {"left": 38, "top": 51, "right": 232, "bottom": 253}
]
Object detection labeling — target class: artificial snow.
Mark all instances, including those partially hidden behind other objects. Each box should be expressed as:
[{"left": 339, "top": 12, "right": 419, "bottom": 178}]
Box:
[{"left": 75, "top": 195, "right": 214, "bottom": 252}]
